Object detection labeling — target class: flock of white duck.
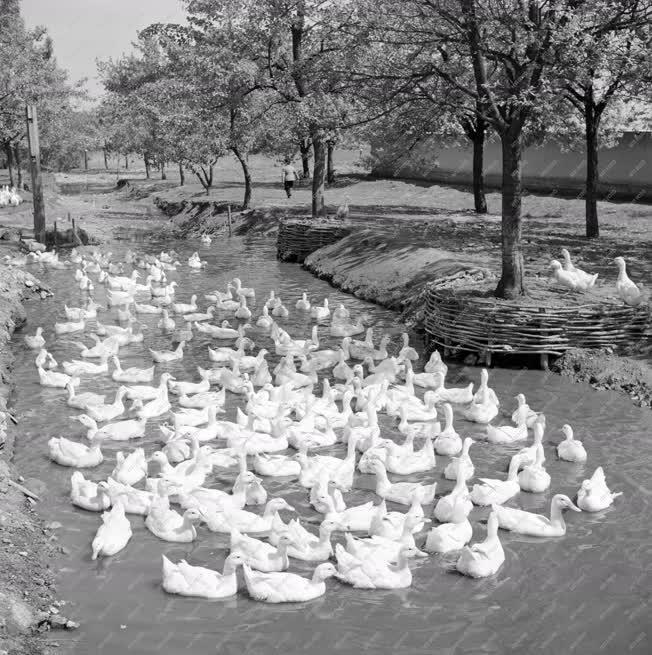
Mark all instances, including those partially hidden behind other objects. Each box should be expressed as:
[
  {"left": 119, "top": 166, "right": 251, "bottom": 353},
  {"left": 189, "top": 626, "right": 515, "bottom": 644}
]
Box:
[
  {"left": 550, "top": 248, "right": 647, "bottom": 305},
  {"left": 0, "top": 186, "right": 23, "bottom": 208},
  {"left": 21, "top": 244, "right": 623, "bottom": 603}
]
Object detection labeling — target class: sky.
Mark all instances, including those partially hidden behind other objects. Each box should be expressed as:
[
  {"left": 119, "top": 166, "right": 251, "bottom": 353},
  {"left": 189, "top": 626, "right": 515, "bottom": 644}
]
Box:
[{"left": 21, "top": 0, "right": 187, "bottom": 99}]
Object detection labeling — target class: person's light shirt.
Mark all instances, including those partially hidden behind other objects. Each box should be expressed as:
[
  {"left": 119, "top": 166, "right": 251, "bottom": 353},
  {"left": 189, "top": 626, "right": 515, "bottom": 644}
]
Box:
[{"left": 282, "top": 165, "right": 297, "bottom": 182}]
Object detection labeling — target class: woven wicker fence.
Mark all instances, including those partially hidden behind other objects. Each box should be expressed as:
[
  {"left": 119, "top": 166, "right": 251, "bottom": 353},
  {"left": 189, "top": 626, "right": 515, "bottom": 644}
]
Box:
[
  {"left": 277, "top": 219, "right": 352, "bottom": 263},
  {"left": 424, "top": 282, "right": 651, "bottom": 365}
]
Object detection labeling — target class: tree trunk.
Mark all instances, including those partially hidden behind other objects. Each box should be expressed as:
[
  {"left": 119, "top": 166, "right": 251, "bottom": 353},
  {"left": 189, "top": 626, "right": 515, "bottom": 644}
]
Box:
[
  {"left": 311, "top": 133, "right": 326, "bottom": 218},
  {"left": 194, "top": 165, "right": 213, "bottom": 195},
  {"left": 161, "top": 160, "right": 167, "bottom": 180},
  {"left": 178, "top": 161, "right": 185, "bottom": 186},
  {"left": 83, "top": 150, "right": 88, "bottom": 170},
  {"left": 327, "top": 141, "right": 335, "bottom": 185},
  {"left": 299, "top": 139, "right": 311, "bottom": 178},
  {"left": 471, "top": 115, "right": 487, "bottom": 214},
  {"left": 13, "top": 143, "right": 23, "bottom": 189},
  {"left": 495, "top": 125, "right": 526, "bottom": 299},
  {"left": 231, "top": 147, "right": 252, "bottom": 209},
  {"left": 584, "top": 102, "right": 600, "bottom": 238},
  {"left": 124, "top": 155, "right": 128, "bottom": 170},
  {"left": 4, "top": 142, "right": 15, "bottom": 187},
  {"left": 103, "top": 147, "right": 109, "bottom": 170},
  {"left": 144, "top": 155, "right": 151, "bottom": 179}
]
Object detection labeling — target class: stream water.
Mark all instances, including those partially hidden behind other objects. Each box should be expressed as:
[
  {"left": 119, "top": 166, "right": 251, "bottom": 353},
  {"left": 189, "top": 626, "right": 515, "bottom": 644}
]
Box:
[{"left": 8, "top": 210, "right": 652, "bottom": 654}]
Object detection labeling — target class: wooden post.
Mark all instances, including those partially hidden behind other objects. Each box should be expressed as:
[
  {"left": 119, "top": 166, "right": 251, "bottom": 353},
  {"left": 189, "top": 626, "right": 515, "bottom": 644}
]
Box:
[
  {"left": 227, "top": 204, "right": 232, "bottom": 237},
  {"left": 53, "top": 220, "right": 57, "bottom": 246},
  {"left": 72, "top": 217, "right": 81, "bottom": 246},
  {"left": 25, "top": 105, "right": 46, "bottom": 243}
]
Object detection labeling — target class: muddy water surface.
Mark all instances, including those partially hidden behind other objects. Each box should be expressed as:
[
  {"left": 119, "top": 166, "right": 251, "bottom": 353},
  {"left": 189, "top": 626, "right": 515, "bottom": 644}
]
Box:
[{"left": 9, "top": 230, "right": 652, "bottom": 655}]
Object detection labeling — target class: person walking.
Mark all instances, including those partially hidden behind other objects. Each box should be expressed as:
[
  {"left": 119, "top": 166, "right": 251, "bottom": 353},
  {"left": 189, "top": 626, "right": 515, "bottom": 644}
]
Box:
[{"left": 282, "top": 159, "right": 298, "bottom": 198}]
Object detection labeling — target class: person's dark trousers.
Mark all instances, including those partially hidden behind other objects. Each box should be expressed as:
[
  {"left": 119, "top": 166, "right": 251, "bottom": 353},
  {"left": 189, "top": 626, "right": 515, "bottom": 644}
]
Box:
[{"left": 284, "top": 181, "right": 294, "bottom": 198}]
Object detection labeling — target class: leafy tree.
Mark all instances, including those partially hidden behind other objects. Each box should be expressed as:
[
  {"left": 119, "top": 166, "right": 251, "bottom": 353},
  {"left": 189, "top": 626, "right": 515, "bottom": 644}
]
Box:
[
  {"left": 555, "top": 3, "right": 652, "bottom": 238},
  {"left": 0, "top": 0, "right": 79, "bottom": 180},
  {"left": 185, "top": 0, "right": 367, "bottom": 217}
]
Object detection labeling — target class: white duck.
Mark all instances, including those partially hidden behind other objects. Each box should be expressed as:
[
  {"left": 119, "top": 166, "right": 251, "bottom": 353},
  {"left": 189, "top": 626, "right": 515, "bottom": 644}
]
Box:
[
  {"left": 35, "top": 348, "right": 58, "bottom": 370},
  {"left": 329, "top": 316, "right": 365, "bottom": 338},
  {"left": 62, "top": 357, "right": 108, "bottom": 377},
  {"left": 494, "top": 494, "right": 580, "bottom": 537},
  {"left": 512, "top": 417, "right": 543, "bottom": 466},
  {"left": 313, "top": 492, "right": 376, "bottom": 533},
  {"left": 431, "top": 373, "right": 474, "bottom": 404},
  {"left": 577, "top": 467, "right": 622, "bottom": 512},
  {"left": 243, "top": 563, "right": 337, "bottom": 603},
  {"left": 277, "top": 518, "right": 342, "bottom": 562},
  {"left": 91, "top": 501, "right": 132, "bottom": 560},
  {"left": 274, "top": 298, "right": 294, "bottom": 320},
  {"left": 433, "top": 463, "right": 473, "bottom": 523},
  {"left": 83, "top": 387, "right": 128, "bottom": 423},
  {"left": 124, "top": 373, "right": 174, "bottom": 401},
  {"left": 470, "top": 454, "right": 523, "bottom": 506},
  {"left": 253, "top": 452, "right": 301, "bottom": 478},
  {"left": 511, "top": 393, "right": 539, "bottom": 428},
  {"left": 48, "top": 434, "right": 104, "bottom": 468},
  {"left": 550, "top": 260, "right": 597, "bottom": 291},
  {"left": 444, "top": 437, "right": 475, "bottom": 481},
  {"left": 168, "top": 371, "right": 210, "bottom": 396},
  {"left": 295, "top": 292, "right": 311, "bottom": 311},
  {"left": 424, "top": 350, "right": 448, "bottom": 377},
  {"left": 157, "top": 310, "right": 176, "bottom": 331},
  {"left": 54, "top": 318, "right": 86, "bottom": 335},
  {"left": 70, "top": 471, "right": 111, "bottom": 511},
  {"left": 230, "top": 529, "right": 291, "bottom": 572},
  {"left": 344, "top": 514, "right": 427, "bottom": 562},
  {"left": 111, "top": 356, "right": 155, "bottom": 384},
  {"left": 104, "top": 478, "right": 154, "bottom": 516},
  {"left": 37, "top": 366, "right": 78, "bottom": 389},
  {"left": 111, "top": 448, "right": 148, "bottom": 486},
  {"left": 487, "top": 404, "right": 529, "bottom": 444},
  {"left": 161, "top": 553, "right": 245, "bottom": 600},
  {"left": 335, "top": 544, "right": 419, "bottom": 589},
  {"left": 256, "top": 305, "right": 274, "bottom": 330},
  {"left": 65, "top": 383, "right": 105, "bottom": 410},
  {"left": 201, "top": 498, "right": 295, "bottom": 534},
  {"left": 557, "top": 424, "right": 587, "bottom": 462},
  {"left": 425, "top": 496, "right": 473, "bottom": 553},
  {"left": 310, "top": 299, "right": 330, "bottom": 321},
  {"left": 24, "top": 327, "right": 46, "bottom": 349},
  {"left": 145, "top": 506, "right": 204, "bottom": 542},
  {"left": 614, "top": 256, "right": 645, "bottom": 306},
  {"left": 369, "top": 459, "right": 437, "bottom": 506},
  {"left": 461, "top": 385, "right": 499, "bottom": 424},
  {"left": 456, "top": 510, "right": 504, "bottom": 578},
  {"left": 232, "top": 278, "right": 254, "bottom": 298},
  {"left": 172, "top": 295, "right": 198, "bottom": 314},
  {"left": 433, "top": 403, "right": 463, "bottom": 456},
  {"left": 77, "top": 413, "right": 147, "bottom": 442},
  {"left": 235, "top": 296, "right": 252, "bottom": 320},
  {"left": 517, "top": 443, "right": 550, "bottom": 493},
  {"left": 150, "top": 341, "right": 185, "bottom": 363},
  {"left": 561, "top": 248, "right": 599, "bottom": 288}
]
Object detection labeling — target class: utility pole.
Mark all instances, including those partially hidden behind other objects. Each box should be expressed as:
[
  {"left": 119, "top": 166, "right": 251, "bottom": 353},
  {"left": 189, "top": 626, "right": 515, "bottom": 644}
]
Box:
[{"left": 25, "top": 105, "right": 45, "bottom": 243}]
